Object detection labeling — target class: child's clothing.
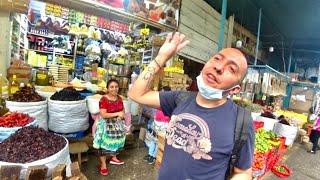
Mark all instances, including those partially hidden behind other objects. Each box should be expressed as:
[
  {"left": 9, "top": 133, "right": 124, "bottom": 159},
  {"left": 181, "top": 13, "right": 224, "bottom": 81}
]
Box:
[{"left": 145, "top": 109, "right": 170, "bottom": 159}]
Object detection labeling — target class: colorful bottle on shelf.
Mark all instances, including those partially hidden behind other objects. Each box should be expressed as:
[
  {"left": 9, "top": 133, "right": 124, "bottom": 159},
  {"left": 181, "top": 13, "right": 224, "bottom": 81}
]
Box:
[{"left": 9, "top": 75, "right": 19, "bottom": 95}]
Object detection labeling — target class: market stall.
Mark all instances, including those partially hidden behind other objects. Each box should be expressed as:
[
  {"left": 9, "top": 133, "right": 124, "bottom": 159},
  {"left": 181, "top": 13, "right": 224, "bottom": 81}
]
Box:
[
  {"left": 0, "top": 0, "right": 184, "bottom": 178},
  {"left": 233, "top": 98, "right": 300, "bottom": 179},
  {"left": 240, "top": 65, "right": 289, "bottom": 108}
]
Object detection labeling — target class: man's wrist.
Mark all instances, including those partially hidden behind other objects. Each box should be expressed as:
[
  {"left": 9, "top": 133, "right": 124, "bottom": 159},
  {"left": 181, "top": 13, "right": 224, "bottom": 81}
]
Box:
[{"left": 155, "top": 55, "right": 169, "bottom": 67}]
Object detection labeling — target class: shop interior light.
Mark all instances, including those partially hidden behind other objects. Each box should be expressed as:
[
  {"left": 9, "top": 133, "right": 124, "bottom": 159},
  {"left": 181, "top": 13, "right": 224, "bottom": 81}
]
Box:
[
  {"left": 269, "top": 46, "right": 274, "bottom": 52},
  {"left": 236, "top": 40, "right": 242, "bottom": 48}
]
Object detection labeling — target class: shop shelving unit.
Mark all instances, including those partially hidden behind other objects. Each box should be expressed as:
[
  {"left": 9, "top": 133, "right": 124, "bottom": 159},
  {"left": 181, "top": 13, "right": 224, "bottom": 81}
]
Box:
[{"left": 10, "top": 13, "right": 28, "bottom": 61}]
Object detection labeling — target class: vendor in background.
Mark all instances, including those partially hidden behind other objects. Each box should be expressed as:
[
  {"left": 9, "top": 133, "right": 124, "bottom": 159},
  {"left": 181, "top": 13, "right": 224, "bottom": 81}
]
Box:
[
  {"left": 187, "top": 77, "right": 198, "bottom": 91},
  {"left": 278, "top": 115, "right": 290, "bottom": 126},
  {"left": 261, "top": 105, "right": 276, "bottom": 119},
  {"left": 308, "top": 114, "right": 320, "bottom": 154},
  {"left": 93, "top": 79, "right": 126, "bottom": 176}
]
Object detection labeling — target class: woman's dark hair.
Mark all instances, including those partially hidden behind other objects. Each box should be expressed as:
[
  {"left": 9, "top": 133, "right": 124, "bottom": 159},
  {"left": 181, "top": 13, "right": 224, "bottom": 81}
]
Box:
[
  {"left": 162, "top": 86, "right": 171, "bottom": 91},
  {"left": 278, "top": 115, "right": 285, "bottom": 119},
  {"left": 107, "top": 79, "right": 119, "bottom": 88}
]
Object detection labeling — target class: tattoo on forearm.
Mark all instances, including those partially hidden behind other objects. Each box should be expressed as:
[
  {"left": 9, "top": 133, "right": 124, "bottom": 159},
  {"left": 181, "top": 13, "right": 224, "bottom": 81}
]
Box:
[{"left": 143, "top": 66, "right": 156, "bottom": 88}]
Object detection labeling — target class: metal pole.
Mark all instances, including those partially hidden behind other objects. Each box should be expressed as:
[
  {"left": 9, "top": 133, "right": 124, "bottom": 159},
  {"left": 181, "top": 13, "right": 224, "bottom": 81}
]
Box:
[
  {"left": 254, "top": 8, "right": 262, "bottom": 65},
  {"left": 287, "top": 49, "right": 292, "bottom": 75},
  {"left": 217, "top": 0, "right": 227, "bottom": 51},
  {"left": 318, "top": 62, "right": 320, "bottom": 84},
  {"left": 294, "top": 62, "right": 297, "bottom": 72}
]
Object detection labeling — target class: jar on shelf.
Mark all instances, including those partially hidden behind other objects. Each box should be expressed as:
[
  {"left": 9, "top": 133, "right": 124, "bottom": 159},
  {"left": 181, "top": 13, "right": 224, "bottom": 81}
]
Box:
[
  {"left": 117, "top": 65, "right": 124, "bottom": 76},
  {"left": 108, "top": 64, "right": 114, "bottom": 75},
  {"left": 122, "top": 77, "right": 129, "bottom": 88},
  {"left": 35, "top": 68, "right": 49, "bottom": 86},
  {"left": 123, "top": 64, "right": 131, "bottom": 76},
  {"left": 113, "top": 65, "right": 118, "bottom": 75}
]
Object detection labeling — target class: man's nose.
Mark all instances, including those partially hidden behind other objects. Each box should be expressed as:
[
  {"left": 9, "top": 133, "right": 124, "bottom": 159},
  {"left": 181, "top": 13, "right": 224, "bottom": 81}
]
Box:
[{"left": 214, "top": 63, "right": 224, "bottom": 74}]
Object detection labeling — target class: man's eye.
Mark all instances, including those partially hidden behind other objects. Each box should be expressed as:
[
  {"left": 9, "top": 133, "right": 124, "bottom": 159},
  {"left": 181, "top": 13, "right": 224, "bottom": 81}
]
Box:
[{"left": 229, "top": 67, "right": 235, "bottom": 73}]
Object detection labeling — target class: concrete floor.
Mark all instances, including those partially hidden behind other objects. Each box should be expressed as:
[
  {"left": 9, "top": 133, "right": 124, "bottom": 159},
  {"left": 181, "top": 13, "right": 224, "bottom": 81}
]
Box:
[
  {"left": 81, "top": 146, "right": 158, "bottom": 180},
  {"left": 263, "top": 143, "right": 320, "bottom": 180}
]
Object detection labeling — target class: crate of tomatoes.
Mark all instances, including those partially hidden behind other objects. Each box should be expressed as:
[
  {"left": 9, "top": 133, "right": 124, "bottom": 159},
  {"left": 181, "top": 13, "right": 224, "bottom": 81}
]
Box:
[
  {"left": 0, "top": 112, "right": 37, "bottom": 142},
  {"left": 252, "top": 152, "right": 266, "bottom": 177}
]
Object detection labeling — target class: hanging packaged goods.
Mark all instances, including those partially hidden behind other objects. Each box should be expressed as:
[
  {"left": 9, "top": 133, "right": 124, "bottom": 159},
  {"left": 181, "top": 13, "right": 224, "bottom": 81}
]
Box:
[
  {"left": 44, "top": 0, "right": 180, "bottom": 29},
  {"left": 0, "top": 0, "right": 30, "bottom": 14}
]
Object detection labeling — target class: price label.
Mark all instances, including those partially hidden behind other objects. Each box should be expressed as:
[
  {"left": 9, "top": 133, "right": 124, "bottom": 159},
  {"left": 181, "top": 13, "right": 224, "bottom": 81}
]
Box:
[
  {"left": 262, "top": 95, "right": 267, "bottom": 101},
  {"left": 37, "top": 74, "right": 47, "bottom": 80}
]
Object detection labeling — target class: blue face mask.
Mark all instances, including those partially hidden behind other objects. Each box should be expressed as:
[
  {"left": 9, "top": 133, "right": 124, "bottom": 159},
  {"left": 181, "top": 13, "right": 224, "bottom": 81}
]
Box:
[{"left": 196, "top": 74, "right": 239, "bottom": 100}]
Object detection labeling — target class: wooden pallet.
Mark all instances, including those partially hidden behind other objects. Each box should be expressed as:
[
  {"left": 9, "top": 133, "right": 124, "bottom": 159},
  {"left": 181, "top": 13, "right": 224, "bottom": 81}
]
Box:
[{"left": 0, "top": 162, "right": 87, "bottom": 180}]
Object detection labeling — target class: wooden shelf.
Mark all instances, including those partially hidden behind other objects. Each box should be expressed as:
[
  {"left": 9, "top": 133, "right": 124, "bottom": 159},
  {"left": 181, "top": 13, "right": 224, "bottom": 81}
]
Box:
[
  {"left": 109, "top": 62, "right": 125, "bottom": 66},
  {"left": 108, "top": 74, "right": 129, "bottom": 77},
  {"left": 27, "top": 49, "right": 74, "bottom": 57},
  {"left": 27, "top": 32, "right": 54, "bottom": 39},
  {"left": 12, "top": 40, "right": 25, "bottom": 49}
]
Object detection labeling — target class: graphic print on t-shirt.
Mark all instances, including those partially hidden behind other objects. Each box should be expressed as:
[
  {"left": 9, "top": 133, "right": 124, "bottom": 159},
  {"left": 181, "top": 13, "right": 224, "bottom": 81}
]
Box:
[{"left": 166, "top": 113, "right": 212, "bottom": 160}]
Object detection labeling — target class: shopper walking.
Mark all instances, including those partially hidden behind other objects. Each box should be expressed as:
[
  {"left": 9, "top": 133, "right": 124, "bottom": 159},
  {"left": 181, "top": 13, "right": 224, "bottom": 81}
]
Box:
[
  {"left": 308, "top": 115, "right": 320, "bottom": 154},
  {"left": 128, "top": 32, "right": 254, "bottom": 180},
  {"left": 93, "top": 79, "right": 126, "bottom": 176}
]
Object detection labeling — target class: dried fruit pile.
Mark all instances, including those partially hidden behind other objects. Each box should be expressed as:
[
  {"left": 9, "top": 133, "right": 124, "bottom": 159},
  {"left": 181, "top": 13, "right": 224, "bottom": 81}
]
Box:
[
  {"left": 0, "top": 127, "right": 66, "bottom": 163},
  {"left": 0, "top": 112, "right": 34, "bottom": 127},
  {"left": 50, "top": 87, "right": 85, "bottom": 101},
  {"left": 8, "top": 86, "right": 44, "bottom": 102}
]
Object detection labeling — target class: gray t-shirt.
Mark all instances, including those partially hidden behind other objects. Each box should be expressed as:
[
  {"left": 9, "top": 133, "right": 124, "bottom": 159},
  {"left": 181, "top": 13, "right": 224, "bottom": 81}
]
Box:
[{"left": 158, "top": 91, "right": 254, "bottom": 180}]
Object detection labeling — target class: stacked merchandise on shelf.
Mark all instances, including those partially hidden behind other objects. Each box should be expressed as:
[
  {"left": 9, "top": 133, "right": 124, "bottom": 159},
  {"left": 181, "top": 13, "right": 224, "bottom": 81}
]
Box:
[
  {"left": 161, "top": 56, "right": 189, "bottom": 91},
  {"left": 10, "top": 13, "right": 28, "bottom": 61},
  {"left": 82, "top": 0, "right": 181, "bottom": 27},
  {"left": 48, "top": 64, "right": 69, "bottom": 83}
]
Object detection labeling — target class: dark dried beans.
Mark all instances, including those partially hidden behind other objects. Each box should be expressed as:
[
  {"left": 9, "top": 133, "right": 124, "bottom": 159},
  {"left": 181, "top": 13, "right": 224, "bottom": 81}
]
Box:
[
  {"left": 0, "top": 127, "right": 66, "bottom": 163},
  {"left": 8, "top": 86, "right": 44, "bottom": 102},
  {"left": 50, "top": 87, "right": 85, "bottom": 101}
]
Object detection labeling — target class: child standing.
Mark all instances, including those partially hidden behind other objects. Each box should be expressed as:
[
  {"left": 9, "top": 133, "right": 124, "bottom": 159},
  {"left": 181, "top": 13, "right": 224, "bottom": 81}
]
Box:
[{"left": 144, "top": 86, "right": 171, "bottom": 164}]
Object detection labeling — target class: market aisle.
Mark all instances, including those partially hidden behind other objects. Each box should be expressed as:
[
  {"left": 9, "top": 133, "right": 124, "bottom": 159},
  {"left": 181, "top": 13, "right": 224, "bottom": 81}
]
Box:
[
  {"left": 264, "top": 143, "right": 320, "bottom": 180},
  {"left": 82, "top": 147, "right": 158, "bottom": 180},
  {"left": 82, "top": 142, "right": 320, "bottom": 180}
]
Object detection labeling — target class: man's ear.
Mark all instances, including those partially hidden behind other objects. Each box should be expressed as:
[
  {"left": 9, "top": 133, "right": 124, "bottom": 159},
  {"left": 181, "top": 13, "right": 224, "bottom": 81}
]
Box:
[{"left": 229, "top": 85, "right": 241, "bottom": 96}]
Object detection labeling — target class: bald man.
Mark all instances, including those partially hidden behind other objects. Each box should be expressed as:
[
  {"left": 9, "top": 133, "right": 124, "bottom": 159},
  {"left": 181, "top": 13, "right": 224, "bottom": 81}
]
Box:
[{"left": 128, "top": 32, "right": 254, "bottom": 180}]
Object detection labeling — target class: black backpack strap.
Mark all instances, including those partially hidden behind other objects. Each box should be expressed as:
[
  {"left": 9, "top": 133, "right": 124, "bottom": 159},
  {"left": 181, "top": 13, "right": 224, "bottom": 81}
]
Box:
[{"left": 230, "top": 106, "right": 251, "bottom": 169}]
